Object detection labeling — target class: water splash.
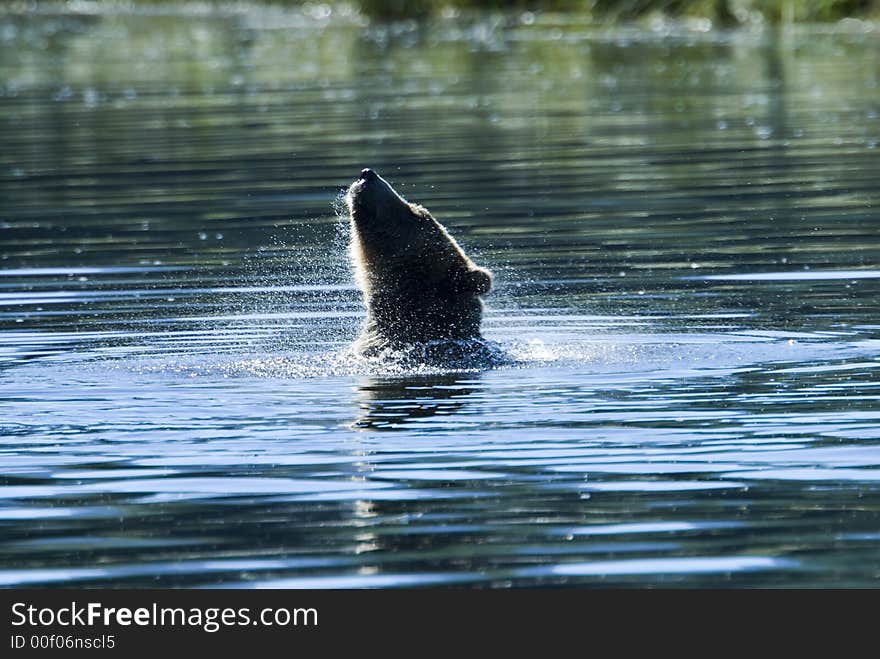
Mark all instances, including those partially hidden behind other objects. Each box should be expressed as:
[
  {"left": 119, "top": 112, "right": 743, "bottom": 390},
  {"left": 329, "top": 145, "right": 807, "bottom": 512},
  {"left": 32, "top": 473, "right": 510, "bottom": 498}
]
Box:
[{"left": 111, "top": 332, "right": 788, "bottom": 379}]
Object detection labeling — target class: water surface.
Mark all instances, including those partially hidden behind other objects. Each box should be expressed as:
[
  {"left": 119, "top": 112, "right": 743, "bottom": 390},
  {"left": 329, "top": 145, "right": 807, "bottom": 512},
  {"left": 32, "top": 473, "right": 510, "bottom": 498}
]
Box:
[{"left": 1, "top": 7, "right": 879, "bottom": 587}]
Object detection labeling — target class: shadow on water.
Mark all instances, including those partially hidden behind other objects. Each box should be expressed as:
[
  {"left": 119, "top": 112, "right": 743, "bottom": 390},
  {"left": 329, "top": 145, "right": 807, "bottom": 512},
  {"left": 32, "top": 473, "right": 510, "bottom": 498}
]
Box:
[{"left": 351, "top": 373, "right": 481, "bottom": 430}]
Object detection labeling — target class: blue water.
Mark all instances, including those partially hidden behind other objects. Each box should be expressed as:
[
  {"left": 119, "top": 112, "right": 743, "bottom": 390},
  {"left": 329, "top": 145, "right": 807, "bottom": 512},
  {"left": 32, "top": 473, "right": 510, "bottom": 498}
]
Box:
[{"left": 1, "top": 6, "right": 879, "bottom": 587}]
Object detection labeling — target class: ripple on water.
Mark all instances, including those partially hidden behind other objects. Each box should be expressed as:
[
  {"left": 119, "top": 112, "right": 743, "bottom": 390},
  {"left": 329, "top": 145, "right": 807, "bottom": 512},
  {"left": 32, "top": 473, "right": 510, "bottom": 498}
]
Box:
[
  {"left": 1, "top": 12, "right": 879, "bottom": 588},
  {"left": 516, "top": 556, "right": 799, "bottom": 578}
]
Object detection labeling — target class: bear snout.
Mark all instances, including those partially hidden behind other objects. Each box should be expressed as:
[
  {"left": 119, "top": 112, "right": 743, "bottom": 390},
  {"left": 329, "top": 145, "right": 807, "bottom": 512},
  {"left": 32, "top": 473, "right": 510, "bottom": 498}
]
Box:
[
  {"left": 348, "top": 169, "right": 401, "bottom": 221},
  {"left": 348, "top": 169, "right": 380, "bottom": 211}
]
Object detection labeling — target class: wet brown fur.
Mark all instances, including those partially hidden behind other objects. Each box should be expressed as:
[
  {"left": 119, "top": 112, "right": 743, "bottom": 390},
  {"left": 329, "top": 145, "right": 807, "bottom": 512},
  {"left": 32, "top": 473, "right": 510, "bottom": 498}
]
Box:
[{"left": 345, "top": 170, "right": 492, "bottom": 355}]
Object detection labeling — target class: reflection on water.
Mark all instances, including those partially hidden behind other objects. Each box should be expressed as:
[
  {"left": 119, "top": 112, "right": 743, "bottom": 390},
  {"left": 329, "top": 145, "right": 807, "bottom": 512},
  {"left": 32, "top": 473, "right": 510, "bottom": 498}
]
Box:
[
  {"left": 352, "top": 375, "right": 481, "bottom": 430},
  {"left": 1, "top": 6, "right": 879, "bottom": 587}
]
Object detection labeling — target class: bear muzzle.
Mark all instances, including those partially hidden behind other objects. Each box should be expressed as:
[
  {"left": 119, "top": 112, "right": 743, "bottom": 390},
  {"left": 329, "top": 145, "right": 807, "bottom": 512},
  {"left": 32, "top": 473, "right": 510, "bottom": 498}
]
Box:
[{"left": 347, "top": 168, "right": 408, "bottom": 229}]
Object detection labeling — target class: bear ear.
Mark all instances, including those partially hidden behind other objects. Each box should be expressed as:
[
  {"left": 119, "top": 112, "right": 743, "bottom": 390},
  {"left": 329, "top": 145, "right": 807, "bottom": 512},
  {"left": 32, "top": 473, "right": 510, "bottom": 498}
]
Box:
[{"left": 466, "top": 267, "right": 493, "bottom": 295}]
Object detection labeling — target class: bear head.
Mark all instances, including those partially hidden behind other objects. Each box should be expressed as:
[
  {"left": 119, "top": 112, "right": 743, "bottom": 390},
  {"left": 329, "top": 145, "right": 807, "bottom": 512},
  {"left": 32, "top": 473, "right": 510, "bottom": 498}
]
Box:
[{"left": 345, "top": 168, "right": 492, "bottom": 354}]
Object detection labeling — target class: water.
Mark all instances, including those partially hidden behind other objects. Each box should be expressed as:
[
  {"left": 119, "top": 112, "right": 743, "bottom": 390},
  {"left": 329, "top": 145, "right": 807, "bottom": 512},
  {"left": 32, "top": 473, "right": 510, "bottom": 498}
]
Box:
[{"left": 1, "top": 6, "right": 879, "bottom": 588}]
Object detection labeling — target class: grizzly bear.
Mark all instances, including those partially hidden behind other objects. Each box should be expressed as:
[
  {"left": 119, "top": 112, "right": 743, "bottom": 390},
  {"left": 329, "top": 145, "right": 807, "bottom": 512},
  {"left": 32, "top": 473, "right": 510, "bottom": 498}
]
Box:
[{"left": 345, "top": 168, "right": 494, "bottom": 359}]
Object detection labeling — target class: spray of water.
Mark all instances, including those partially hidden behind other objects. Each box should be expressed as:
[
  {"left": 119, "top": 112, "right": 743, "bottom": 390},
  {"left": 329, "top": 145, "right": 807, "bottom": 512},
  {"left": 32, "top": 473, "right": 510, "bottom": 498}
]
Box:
[{"left": 122, "top": 187, "right": 641, "bottom": 378}]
